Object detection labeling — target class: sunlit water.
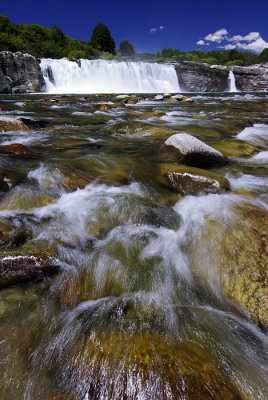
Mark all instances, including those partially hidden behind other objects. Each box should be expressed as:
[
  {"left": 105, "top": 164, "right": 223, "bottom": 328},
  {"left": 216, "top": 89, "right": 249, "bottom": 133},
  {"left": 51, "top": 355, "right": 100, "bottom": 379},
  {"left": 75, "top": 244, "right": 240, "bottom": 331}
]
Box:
[{"left": 0, "top": 92, "right": 267, "bottom": 400}]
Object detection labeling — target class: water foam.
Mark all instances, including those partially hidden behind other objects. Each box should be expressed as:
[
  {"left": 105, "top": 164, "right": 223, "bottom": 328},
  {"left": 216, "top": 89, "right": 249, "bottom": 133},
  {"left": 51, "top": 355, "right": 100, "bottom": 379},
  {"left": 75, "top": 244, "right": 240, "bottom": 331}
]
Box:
[{"left": 40, "top": 59, "right": 181, "bottom": 94}]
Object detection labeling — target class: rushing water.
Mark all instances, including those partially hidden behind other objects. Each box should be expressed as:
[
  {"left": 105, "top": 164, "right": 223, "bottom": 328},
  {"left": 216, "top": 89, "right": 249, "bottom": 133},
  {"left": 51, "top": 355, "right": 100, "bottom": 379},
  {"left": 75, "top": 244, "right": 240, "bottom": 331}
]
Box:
[
  {"left": 228, "top": 71, "right": 238, "bottom": 92},
  {"left": 0, "top": 92, "right": 267, "bottom": 400},
  {"left": 40, "top": 59, "right": 181, "bottom": 94}
]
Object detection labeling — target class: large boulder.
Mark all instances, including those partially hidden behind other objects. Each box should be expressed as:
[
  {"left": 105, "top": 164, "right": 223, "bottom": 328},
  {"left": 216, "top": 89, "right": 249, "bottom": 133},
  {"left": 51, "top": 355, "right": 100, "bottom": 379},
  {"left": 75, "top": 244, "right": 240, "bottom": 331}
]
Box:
[
  {"left": 159, "top": 164, "right": 230, "bottom": 194},
  {"left": 164, "top": 133, "right": 228, "bottom": 168},
  {"left": 61, "top": 332, "right": 242, "bottom": 400},
  {"left": 190, "top": 202, "right": 268, "bottom": 328},
  {"left": 0, "top": 51, "right": 45, "bottom": 93}
]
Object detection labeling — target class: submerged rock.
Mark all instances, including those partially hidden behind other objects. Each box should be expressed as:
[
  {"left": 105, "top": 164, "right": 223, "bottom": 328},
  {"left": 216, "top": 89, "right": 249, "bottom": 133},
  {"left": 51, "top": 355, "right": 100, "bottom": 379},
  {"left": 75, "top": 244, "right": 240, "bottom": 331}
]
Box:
[
  {"left": 99, "top": 104, "right": 112, "bottom": 111},
  {"left": 164, "top": 133, "right": 228, "bottom": 168},
  {"left": 0, "top": 116, "right": 29, "bottom": 131},
  {"left": 19, "top": 117, "right": 49, "bottom": 129},
  {"left": 159, "top": 164, "right": 230, "bottom": 194},
  {"left": 114, "top": 122, "right": 174, "bottom": 137},
  {"left": 0, "top": 178, "right": 9, "bottom": 192},
  {"left": 190, "top": 202, "right": 268, "bottom": 328},
  {"left": 65, "top": 332, "right": 242, "bottom": 400},
  {"left": 138, "top": 111, "right": 166, "bottom": 120},
  {"left": 0, "top": 143, "right": 37, "bottom": 156},
  {"left": 0, "top": 248, "right": 60, "bottom": 288}
]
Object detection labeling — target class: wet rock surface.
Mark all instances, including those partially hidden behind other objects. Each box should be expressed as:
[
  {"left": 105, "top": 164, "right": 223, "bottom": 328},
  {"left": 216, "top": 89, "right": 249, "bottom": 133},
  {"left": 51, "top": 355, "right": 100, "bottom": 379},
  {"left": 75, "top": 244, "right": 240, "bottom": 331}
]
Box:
[
  {"left": 164, "top": 133, "right": 228, "bottom": 168},
  {"left": 159, "top": 163, "right": 230, "bottom": 194},
  {"left": 0, "top": 116, "right": 30, "bottom": 131},
  {"left": 0, "top": 143, "right": 37, "bottom": 156},
  {"left": 0, "top": 248, "right": 60, "bottom": 288}
]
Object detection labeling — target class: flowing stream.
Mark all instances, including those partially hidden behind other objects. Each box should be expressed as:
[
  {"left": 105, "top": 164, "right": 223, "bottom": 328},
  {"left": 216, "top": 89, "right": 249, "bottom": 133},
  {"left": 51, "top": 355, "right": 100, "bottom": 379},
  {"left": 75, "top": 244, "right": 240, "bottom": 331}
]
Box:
[{"left": 0, "top": 92, "right": 267, "bottom": 400}]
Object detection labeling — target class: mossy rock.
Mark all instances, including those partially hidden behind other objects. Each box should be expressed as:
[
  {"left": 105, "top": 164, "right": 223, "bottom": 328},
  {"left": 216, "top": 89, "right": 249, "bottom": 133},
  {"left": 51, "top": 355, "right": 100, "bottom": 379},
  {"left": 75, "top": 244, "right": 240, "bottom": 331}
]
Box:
[
  {"left": 190, "top": 202, "right": 268, "bottom": 328},
  {"left": 112, "top": 122, "right": 174, "bottom": 137},
  {"left": 138, "top": 111, "right": 166, "bottom": 120},
  {"left": 0, "top": 117, "right": 29, "bottom": 131},
  {"left": 66, "top": 332, "right": 242, "bottom": 400},
  {"left": 159, "top": 164, "right": 230, "bottom": 195},
  {"left": 212, "top": 139, "right": 257, "bottom": 157}
]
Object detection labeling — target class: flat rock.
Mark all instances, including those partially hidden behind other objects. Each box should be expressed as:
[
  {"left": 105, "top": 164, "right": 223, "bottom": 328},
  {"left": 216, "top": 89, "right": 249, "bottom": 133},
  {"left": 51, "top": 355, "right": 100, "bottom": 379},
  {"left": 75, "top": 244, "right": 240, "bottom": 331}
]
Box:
[
  {"left": 0, "top": 143, "right": 37, "bottom": 156},
  {"left": 165, "top": 133, "right": 228, "bottom": 168},
  {"left": 160, "top": 164, "right": 230, "bottom": 195}
]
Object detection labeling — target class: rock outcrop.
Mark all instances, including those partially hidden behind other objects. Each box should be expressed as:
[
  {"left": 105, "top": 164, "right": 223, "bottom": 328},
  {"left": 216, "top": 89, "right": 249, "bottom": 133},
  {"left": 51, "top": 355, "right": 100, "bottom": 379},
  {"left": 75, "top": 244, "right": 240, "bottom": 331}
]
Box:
[
  {"left": 174, "top": 61, "right": 268, "bottom": 92},
  {"left": 0, "top": 51, "right": 45, "bottom": 93}
]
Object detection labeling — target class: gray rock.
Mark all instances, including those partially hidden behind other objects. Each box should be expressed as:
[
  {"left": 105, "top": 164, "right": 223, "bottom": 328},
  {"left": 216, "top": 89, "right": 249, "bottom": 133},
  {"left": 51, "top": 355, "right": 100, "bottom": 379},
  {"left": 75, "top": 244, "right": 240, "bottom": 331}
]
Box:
[
  {"left": 0, "top": 51, "right": 45, "bottom": 94},
  {"left": 174, "top": 61, "right": 268, "bottom": 92},
  {"left": 165, "top": 133, "right": 228, "bottom": 168}
]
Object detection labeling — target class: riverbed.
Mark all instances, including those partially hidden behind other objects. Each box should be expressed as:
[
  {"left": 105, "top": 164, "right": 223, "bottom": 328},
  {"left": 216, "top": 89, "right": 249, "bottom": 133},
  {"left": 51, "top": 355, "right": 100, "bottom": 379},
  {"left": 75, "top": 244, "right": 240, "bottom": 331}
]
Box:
[{"left": 0, "top": 92, "right": 267, "bottom": 400}]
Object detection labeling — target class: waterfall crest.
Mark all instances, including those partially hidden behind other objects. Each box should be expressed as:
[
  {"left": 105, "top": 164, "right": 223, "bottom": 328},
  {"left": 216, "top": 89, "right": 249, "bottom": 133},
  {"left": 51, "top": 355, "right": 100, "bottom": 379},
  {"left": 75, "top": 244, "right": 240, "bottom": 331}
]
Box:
[
  {"left": 228, "top": 71, "right": 238, "bottom": 92},
  {"left": 40, "top": 58, "right": 181, "bottom": 94}
]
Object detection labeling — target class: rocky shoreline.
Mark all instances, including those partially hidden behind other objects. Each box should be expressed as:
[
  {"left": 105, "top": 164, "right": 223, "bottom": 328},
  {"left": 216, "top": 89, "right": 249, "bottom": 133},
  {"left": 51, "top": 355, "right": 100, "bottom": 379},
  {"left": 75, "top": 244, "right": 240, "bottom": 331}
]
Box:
[{"left": 0, "top": 51, "right": 267, "bottom": 93}]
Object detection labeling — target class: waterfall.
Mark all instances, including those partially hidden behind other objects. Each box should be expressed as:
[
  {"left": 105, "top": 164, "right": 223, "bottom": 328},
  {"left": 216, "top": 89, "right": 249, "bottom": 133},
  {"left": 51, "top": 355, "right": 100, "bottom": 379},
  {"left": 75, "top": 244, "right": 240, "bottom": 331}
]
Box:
[
  {"left": 40, "top": 58, "right": 181, "bottom": 94},
  {"left": 228, "top": 70, "right": 238, "bottom": 92}
]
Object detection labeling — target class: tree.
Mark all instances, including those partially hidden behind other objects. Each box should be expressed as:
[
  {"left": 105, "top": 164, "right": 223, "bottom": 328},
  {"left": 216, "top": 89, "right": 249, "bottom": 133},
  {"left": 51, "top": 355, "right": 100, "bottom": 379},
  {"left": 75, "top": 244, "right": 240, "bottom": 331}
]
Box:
[
  {"left": 90, "top": 23, "right": 115, "bottom": 54},
  {"left": 119, "top": 40, "right": 135, "bottom": 58},
  {"left": 258, "top": 48, "right": 268, "bottom": 62}
]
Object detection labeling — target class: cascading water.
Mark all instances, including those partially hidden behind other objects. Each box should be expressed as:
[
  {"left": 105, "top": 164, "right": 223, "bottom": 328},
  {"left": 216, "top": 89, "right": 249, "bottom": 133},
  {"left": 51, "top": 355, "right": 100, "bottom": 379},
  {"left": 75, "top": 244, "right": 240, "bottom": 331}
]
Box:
[
  {"left": 40, "top": 58, "right": 181, "bottom": 94},
  {"left": 228, "top": 70, "right": 238, "bottom": 92}
]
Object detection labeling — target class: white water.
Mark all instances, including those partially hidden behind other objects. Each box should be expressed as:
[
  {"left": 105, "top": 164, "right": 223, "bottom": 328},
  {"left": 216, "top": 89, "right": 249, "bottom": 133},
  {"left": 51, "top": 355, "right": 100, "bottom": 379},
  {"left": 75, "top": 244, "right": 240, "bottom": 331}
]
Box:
[
  {"left": 228, "top": 70, "right": 238, "bottom": 92},
  {"left": 40, "top": 58, "right": 181, "bottom": 94}
]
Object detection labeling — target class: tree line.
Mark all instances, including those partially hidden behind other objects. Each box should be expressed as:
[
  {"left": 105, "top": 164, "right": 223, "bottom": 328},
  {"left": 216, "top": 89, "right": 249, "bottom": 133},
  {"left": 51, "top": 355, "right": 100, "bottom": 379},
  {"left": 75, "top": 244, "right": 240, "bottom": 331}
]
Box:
[{"left": 0, "top": 15, "right": 267, "bottom": 65}]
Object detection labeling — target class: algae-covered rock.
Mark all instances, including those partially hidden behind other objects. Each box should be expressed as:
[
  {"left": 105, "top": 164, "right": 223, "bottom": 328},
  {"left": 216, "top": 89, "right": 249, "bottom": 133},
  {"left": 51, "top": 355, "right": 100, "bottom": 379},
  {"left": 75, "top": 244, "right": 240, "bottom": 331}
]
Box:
[
  {"left": 138, "top": 111, "right": 166, "bottom": 120},
  {"left": 165, "top": 133, "right": 228, "bottom": 168},
  {"left": 212, "top": 139, "right": 256, "bottom": 157},
  {"left": 191, "top": 202, "right": 268, "bottom": 328},
  {"left": 0, "top": 248, "right": 60, "bottom": 288},
  {"left": 0, "top": 116, "right": 29, "bottom": 131},
  {"left": 159, "top": 164, "right": 230, "bottom": 195},
  {"left": 66, "top": 332, "right": 242, "bottom": 400},
  {"left": 0, "top": 143, "right": 37, "bottom": 156},
  {"left": 112, "top": 122, "right": 174, "bottom": 137}
]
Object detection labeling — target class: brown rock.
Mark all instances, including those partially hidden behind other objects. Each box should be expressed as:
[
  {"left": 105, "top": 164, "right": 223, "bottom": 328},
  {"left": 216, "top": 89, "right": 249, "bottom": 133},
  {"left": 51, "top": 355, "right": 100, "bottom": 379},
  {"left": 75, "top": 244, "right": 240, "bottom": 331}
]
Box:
[
  {"left": 0, "top": 116, "right": 29, "bottom": 131},
  {"left": 0, "top": 143, "right": 37, "bottom": 156},
  {"left": 99, "top": 104, "right": 112, "bottom": 111},
  {"left": 0, "top": 248, "right": 60, "bottom": 288},
  {"left": 66, "top": 332, "right": 242, "bottom": 400}
]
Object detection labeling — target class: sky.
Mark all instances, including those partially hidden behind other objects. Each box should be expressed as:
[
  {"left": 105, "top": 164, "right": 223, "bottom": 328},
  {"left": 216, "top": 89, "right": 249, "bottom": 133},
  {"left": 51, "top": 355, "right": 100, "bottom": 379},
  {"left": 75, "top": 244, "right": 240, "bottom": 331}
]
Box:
[{"left": 1, "top": 0, "right": 268, "bottom": 54}]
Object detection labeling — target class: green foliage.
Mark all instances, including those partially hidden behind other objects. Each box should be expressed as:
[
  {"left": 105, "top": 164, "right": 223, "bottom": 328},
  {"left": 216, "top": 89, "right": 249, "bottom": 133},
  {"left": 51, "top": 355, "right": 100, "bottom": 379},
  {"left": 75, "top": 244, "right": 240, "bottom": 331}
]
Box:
[
  {"left": 225, "top": 60, "right": 244, "bottom": 66},
  {"left": 119, "top": 40, "right": 135, "bottom": 58},
  {"left": 101, "top": 51, "right": 114, "bottom": 60},
  {"left": 67, "top": 49, "right": 88, "bottom": 59},
  {"left": 90, "top": 23, "right": 115, "bottom": 54},
  {"left": 258, "top": 48, "right": 268, "bottom": 62}
]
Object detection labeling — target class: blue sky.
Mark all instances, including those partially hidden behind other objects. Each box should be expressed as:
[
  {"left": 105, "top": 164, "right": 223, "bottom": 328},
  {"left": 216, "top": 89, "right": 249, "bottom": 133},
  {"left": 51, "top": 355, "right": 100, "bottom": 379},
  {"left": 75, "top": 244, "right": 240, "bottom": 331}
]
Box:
[{"left": 1, "top": 0, "right": 268, "bottom": 53}]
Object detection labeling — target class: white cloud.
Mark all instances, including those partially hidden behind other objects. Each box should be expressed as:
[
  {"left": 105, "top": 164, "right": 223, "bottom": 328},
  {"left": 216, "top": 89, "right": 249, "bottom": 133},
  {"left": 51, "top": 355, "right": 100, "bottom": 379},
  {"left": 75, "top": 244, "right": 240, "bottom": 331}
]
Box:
[
  {"left": 199, "top": 29, "right": 268, "bottom": 53},
  {"left": 222, "top": 38, "right": 268, "bottom": 53},
  {"left": 150, "top": 25, "right": 164, "bottom": 34},
  {"left": 228, "top": 32, "right": 261, "bottom": 43},
  {"left": 204, "top": 28, "right": 228, "bottom": 43}
]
